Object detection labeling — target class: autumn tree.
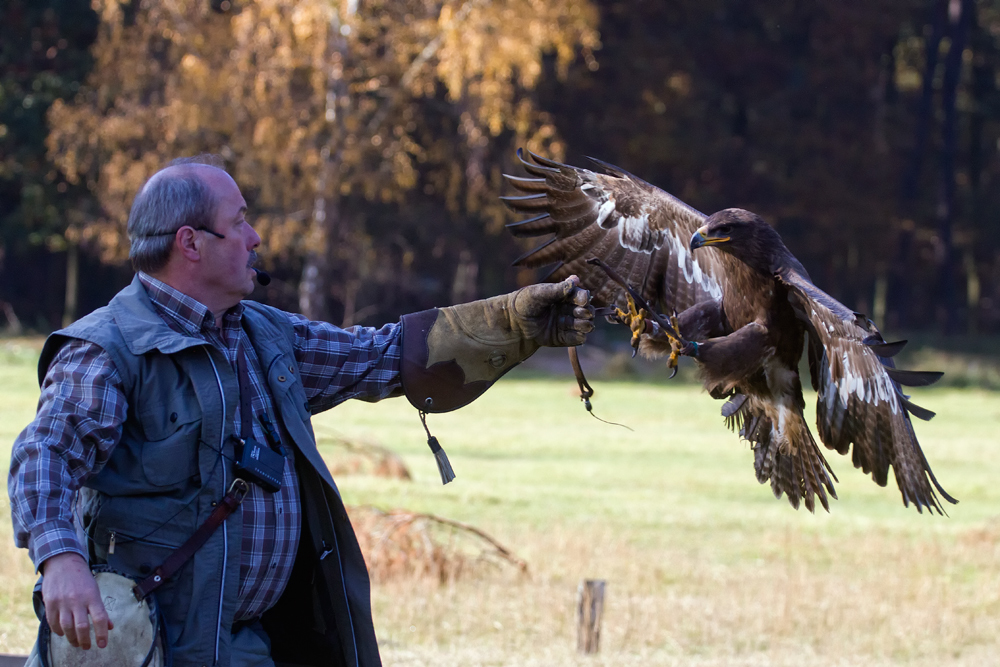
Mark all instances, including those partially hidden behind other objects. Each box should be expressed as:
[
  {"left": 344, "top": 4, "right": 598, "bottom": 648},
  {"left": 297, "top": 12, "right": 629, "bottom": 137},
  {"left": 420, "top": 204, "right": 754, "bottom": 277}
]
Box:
[{"left": 47, "top": 0, "right": 599, "bottom": 323}]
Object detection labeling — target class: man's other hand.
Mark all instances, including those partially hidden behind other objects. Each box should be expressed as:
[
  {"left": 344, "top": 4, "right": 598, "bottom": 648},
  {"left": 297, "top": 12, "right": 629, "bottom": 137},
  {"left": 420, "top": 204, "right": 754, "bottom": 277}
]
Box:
[
  {"left": 41, "top": 552, "right": 114, "bottom": 650},
  {"left": 511, "top": 275, "right": 595, "bottom": 347}
]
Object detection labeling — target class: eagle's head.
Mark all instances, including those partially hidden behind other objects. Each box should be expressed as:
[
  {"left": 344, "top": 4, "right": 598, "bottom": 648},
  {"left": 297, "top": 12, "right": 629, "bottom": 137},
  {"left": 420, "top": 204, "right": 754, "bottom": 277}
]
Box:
[{"left": 689, "top": 208, "right": 789, "bottom": 274}]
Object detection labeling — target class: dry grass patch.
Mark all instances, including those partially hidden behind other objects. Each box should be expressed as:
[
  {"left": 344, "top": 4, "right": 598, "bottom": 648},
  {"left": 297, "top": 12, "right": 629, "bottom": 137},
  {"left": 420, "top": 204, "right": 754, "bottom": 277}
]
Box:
[
  {"left": 370, "top": 523, "right": 1000, "bottom": 666},
  {"left": 350, "top": 506, "right": 527, "bottom": 583}
]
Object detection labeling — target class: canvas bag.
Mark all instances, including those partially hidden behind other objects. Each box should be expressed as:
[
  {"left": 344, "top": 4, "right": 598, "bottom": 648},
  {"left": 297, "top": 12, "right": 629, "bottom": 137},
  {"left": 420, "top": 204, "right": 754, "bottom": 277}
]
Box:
[{"left": 29, "top": 566, "right": 167, "bottom": 667}]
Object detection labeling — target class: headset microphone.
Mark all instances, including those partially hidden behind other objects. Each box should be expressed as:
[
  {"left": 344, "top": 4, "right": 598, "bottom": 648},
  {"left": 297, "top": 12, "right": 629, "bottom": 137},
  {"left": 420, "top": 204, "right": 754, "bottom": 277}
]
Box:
[{"left": 252, "top": 268, "right": 272, "bottom": 286}]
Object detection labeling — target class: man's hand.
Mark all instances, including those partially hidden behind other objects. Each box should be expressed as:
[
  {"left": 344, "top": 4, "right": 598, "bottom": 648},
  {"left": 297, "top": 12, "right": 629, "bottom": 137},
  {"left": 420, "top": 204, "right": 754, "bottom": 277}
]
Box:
[
  {"left": 511, "top": 275, "right": 595, "bottom": 347},
  {"left": 41, "top": 552, "right": 113, "bottom": 650}
]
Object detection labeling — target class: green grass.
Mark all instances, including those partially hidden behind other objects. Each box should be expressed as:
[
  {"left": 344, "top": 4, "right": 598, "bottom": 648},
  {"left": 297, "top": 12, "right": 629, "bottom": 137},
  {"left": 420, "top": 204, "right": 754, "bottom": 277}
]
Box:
[{"left": 2, "top": 340, "right": 1000, "bottom": 665}]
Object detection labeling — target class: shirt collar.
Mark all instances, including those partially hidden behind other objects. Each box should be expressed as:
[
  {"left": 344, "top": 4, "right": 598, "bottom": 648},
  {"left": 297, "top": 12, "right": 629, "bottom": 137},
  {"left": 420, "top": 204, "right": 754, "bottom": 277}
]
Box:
[{"left": 137, "top": 272, "right": 245, "bottom": 335}]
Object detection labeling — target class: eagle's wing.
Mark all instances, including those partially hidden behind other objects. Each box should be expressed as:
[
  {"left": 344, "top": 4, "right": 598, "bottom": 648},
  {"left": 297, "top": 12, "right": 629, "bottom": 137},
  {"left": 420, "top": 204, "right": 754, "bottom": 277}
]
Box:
[
  {"left": 776, "top": 265, "right": 955, "bottom": 514},
  {"left": 503, "top": 150, "right": 726, "bottom": 313}
]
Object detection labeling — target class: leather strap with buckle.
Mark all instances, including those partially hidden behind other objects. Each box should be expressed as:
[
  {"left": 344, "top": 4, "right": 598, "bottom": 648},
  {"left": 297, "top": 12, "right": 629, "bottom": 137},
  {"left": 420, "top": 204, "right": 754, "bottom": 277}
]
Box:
[{"left": 133, "top": 478, "right": 250, "bottom": 601}]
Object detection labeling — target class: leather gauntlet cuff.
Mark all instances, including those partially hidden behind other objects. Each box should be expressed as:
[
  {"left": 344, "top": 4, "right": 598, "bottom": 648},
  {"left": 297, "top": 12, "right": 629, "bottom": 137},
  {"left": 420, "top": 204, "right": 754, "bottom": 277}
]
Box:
[{"left": 401, "top": 299, "right": 540, "bottom": 413}]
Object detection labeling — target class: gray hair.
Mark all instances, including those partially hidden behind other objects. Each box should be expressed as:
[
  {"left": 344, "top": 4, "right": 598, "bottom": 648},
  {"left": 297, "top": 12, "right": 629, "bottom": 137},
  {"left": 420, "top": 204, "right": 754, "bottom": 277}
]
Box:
[{"left": 127, "top": 156, "right": 226, "bottom": 274}]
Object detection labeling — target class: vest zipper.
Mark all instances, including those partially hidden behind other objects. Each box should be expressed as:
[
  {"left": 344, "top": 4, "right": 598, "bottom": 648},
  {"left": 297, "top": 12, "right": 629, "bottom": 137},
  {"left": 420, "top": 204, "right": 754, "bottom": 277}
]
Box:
[{"left": 206, "top": 349, "right": 229, "bottom": 666}]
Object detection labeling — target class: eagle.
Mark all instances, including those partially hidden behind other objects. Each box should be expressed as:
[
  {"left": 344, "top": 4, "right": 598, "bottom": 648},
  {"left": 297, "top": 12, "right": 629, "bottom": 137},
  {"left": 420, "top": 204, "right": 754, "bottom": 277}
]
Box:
[{"left": 502, "top": 150, "right": 955, "bottom": 514}]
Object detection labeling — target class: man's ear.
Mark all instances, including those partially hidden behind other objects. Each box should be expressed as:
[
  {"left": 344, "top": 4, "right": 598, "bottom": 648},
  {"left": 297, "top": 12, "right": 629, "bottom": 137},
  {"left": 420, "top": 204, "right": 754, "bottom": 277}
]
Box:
[{"left": 174, "top": 226, "right": 202, "bottom": 263}]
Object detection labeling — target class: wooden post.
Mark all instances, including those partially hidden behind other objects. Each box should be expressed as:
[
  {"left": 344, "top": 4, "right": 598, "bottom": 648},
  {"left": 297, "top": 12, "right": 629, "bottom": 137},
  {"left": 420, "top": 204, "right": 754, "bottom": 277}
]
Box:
[{"left": 577, "top": 579, "right": 606, "bottom": 654}]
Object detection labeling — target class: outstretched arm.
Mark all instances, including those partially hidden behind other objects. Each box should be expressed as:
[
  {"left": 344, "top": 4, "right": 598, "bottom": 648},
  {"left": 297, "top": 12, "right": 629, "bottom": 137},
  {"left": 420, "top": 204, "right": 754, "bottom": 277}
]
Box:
[{"left": 401, "top": 276, "right": 594, "bottom": 412}]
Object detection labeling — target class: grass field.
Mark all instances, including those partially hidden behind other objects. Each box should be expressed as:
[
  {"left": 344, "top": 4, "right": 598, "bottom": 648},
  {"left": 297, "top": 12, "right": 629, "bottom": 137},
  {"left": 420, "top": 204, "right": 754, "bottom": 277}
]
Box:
[{"left": 2, "top": 338, "right": 999, "bottom": 665}]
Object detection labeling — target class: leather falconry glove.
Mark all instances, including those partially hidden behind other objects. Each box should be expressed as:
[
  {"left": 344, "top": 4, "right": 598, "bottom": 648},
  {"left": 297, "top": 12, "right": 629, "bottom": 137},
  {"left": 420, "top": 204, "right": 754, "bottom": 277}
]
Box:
[{"left": 400, "top": 276, "right": 594, "bottom": 414}]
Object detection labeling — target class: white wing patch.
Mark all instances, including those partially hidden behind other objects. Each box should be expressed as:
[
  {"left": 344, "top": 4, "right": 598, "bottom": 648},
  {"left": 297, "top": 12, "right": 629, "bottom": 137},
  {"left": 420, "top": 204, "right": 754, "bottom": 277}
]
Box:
[
  {"left": 828, "top": 329, "right": 899, "bottom": 415},
  {"left": 596, "top": 199, "right": 616, "bottom": 228},
  {"left": 665, "top": 227, "right": 723, "bottom": 300},
  {"left": 581, "top": 175, "right": 721, "bottom": 299},
  {"left": 618, "top": 213, "right": 664, "bottom": 253}
]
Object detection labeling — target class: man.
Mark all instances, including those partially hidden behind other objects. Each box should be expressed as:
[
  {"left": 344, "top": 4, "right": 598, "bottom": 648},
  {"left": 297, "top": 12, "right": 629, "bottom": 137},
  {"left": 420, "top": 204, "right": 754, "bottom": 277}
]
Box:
[{"left": 9, "top": 158, "right": 594, "bottom": 666}]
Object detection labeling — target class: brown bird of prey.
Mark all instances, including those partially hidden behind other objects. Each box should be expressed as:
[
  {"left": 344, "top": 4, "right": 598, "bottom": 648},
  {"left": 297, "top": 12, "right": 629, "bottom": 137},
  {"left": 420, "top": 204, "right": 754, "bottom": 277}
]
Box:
[{"left": 503, "top": 150, "right": 954, "bottom": 514}]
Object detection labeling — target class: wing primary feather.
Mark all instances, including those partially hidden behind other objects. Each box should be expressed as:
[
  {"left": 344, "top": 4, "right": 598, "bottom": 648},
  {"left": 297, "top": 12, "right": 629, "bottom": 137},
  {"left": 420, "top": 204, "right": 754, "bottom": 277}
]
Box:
[
  {"left": 503, "top": 174, "right": 550, "bottom": 193},
  {"left": 505, "top": 213, "right": 554, "bottom": 238},
  {"left": 585, "top": 155, "right": 627, "bottom": 178},
  {"left": 526, "top": 150, "right": 574, "bottom": 170},
  {"left": 540, "top": 263, "right": 570, "bottom": 283},
  {"left": 866, "top": 339, "right": 908, "bottom": 357},
  {"left": 516, "top": 148, "right": 560, "bottom": 176},
  {"left": 500, "top": 193, "right": 549, "bottom": 203},
  {"left": 885, "top": 368, "right": 944, "bottom": 387},
  {"left": 917, "top": 444, "right": 959, "bottom": 506},
  {"left": 800, "top": 451, "right": 815, "bottom": 513},
  {"left": 900, "top": 396, "right": 936, "bottom": 421},
  {"left": 500, "top": 194, "right": 552, "bottom": 213},
  {"left": 512, "top": 236, "right": 558, "bottom": 267}
]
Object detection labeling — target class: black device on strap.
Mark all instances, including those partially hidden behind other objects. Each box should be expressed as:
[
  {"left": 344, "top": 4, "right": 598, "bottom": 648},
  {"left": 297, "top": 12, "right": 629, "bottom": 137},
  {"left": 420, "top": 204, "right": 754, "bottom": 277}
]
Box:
[{"left": 233, "top": 341, "right": 285, "bottom": 493}]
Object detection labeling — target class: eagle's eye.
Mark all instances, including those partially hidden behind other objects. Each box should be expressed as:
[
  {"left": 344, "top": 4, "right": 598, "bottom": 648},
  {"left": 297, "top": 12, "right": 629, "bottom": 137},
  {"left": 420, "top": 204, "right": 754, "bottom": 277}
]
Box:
[{"left": 716, "top": 224, "right": 732, "bottom": 235}]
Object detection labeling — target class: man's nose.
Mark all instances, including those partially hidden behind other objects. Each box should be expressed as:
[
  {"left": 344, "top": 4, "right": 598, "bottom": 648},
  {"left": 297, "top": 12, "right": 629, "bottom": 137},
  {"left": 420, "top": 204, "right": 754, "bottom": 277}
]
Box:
[{"left": 248, "top": 227, "right": 261, "bottom": 249}]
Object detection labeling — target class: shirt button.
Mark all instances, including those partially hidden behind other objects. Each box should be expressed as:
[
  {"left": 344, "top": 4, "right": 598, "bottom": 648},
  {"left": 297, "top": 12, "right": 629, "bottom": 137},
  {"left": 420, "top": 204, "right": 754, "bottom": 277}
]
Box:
[
  {"left": 278, "top": 375, "right": 286, "bottom": 382},
  {"left": 288, "top": 365, "right": 295, "bottom": 373}
]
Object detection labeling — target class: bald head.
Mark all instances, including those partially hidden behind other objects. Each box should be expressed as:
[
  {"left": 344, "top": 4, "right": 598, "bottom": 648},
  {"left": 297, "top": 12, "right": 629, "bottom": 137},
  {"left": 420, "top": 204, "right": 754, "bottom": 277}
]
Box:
[
  {"left": 140, "top": 162, "right": 224, "bottom": 194},
  {"left": 127, "top": 162, "right": 230, "bottom": 274}
]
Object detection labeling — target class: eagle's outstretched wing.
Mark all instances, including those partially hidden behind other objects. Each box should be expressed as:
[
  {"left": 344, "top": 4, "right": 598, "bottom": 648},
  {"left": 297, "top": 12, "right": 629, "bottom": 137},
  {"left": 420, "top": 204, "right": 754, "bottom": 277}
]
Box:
[
  {"left": 502, "top": 150, "right": 726, "bottom": 313},
  {"left": 777, "top": 266, "right": 956, "bottom": 514}
]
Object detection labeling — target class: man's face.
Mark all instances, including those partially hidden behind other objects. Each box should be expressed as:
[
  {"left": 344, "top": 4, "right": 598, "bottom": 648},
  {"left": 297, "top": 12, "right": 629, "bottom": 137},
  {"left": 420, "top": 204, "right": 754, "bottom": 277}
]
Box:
[{"left": 198, "top": 168, "right": 261, "bottom": 310}]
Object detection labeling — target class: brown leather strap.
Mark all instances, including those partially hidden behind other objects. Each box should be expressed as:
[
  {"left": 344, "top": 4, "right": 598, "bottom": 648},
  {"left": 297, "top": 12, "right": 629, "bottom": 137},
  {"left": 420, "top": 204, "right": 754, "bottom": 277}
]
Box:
[
  {"left": 568, "top": 347, "right": 594, "bottom": 411},
  {"left": 132, "top": 478, "right": 250, "bottom": 601}
]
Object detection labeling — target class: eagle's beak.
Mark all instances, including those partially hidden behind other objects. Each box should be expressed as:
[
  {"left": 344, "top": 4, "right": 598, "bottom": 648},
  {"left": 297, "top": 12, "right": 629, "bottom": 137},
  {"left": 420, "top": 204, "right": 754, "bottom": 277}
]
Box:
[{"left": 689, "top": 225, "right": 729, "bottom": 250}]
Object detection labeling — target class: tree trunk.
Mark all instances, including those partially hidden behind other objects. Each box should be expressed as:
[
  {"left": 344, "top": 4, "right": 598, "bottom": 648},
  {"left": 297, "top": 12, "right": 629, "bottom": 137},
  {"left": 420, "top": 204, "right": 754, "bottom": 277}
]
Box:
[
  {"left": 62, "top": 238, "right": 79, "bottom": 327},
  {"left": 299, "top": 4, "right": 353, "bottom": 322},
  {"left": 450, "top": 249, "right": 479, "bottom": 305},
  {"left": 935, "top": 0, "right": 973, "bottom": 333},
  {"left": 299, "top": 163, "right": 338, "bottom": 322},
  {"left": 892, "top": 1, "right": 946, "bottom": 330}
]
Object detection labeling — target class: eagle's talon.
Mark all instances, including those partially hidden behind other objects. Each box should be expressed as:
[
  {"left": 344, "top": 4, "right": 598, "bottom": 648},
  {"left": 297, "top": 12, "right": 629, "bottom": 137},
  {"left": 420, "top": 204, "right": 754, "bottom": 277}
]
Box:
[
  {"left": 667, "top": 349, "right": 680, "bottom": 379},
  {"left": 670, "top": 310, "right": 682, "bottom": 336},
  {"left": 615, "top": 295, "right": 649, "bottom": 354}
]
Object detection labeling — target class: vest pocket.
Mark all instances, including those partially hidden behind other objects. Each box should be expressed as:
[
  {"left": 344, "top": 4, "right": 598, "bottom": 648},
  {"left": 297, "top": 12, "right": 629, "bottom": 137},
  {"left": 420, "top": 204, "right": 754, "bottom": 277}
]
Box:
[{"left": 141, "top": 418, "right": 202, "bottom": 487}]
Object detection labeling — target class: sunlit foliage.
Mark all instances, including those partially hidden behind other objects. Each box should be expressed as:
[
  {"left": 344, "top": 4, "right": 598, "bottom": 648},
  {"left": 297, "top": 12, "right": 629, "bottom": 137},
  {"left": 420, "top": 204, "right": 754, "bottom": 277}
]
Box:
[{"left": 46, "top": 0, "right": 597, "bottom": 319}]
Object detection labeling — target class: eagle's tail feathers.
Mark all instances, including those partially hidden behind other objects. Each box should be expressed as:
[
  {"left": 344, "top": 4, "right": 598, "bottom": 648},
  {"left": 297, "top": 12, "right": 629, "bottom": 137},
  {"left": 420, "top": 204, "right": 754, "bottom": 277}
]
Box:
[{"left": 744, "top": 403, "right": 837, "bottom": 512}]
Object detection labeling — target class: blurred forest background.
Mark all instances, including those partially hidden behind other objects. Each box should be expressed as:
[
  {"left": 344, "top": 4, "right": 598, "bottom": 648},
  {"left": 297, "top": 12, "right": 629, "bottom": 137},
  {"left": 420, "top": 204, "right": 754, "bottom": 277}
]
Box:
[{"left": 3, "top": 0, "right": 1000, "bottom": 338}]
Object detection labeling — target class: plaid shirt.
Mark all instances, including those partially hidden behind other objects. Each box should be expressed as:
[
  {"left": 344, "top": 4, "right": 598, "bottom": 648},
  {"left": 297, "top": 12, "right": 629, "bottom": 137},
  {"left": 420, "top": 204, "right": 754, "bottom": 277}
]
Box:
[{"left": 9, "top": 273, "right": 403, "bottom": 620}]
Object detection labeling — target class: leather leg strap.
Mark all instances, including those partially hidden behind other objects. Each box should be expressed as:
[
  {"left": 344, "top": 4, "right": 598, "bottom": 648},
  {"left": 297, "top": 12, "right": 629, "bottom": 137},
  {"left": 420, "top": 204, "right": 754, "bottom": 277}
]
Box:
[{"left": 133, "top": 478, "right": 250, "bottom": 601}]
